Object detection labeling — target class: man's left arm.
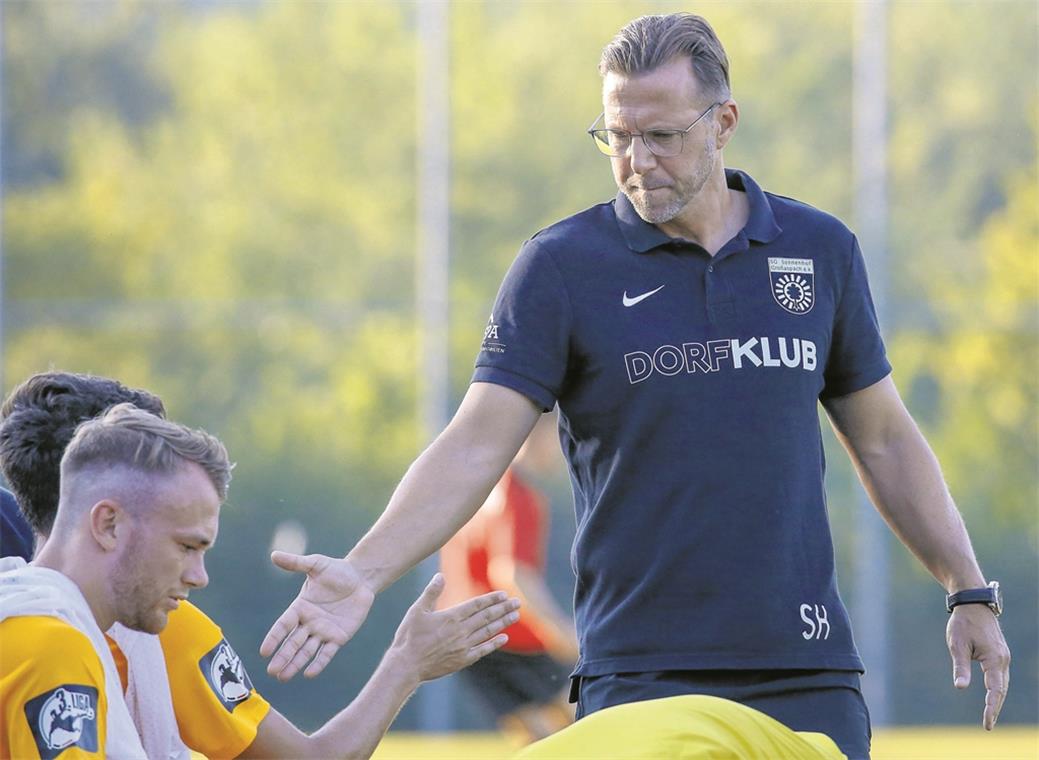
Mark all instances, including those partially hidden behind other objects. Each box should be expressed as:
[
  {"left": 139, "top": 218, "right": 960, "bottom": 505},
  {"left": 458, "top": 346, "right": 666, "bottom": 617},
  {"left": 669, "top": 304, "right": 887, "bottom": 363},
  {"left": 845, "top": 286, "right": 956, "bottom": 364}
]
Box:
[{"left": 823, "top": 375, "right": 1010, "bottom": 730}]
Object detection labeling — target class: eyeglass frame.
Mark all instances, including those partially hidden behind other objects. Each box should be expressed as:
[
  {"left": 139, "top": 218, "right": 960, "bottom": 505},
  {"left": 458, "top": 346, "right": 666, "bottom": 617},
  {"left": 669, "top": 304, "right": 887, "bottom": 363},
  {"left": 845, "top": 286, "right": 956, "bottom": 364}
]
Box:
[{"left": 586, "top": 102, "right": 723, "bottom": 158}]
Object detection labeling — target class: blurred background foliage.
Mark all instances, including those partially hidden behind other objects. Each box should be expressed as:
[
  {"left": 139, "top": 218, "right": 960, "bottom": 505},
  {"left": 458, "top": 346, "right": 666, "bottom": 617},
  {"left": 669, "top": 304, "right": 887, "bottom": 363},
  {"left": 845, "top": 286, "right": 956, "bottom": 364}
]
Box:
[{"left": 2, "top": 0, "right": 1036, "bottom": 730}]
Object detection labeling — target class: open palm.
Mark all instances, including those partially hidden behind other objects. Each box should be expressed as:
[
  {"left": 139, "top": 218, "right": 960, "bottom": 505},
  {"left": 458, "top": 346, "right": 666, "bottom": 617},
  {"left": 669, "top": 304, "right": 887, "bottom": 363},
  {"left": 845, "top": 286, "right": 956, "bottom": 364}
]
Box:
[{"left": 260, "top": 551, "right": 376, "bottom": 680}]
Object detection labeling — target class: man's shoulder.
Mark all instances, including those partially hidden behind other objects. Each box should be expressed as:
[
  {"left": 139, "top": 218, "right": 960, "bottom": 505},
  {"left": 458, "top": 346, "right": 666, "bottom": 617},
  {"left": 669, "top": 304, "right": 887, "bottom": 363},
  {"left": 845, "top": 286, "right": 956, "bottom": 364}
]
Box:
[
  {"left": 525, "top": 199, "right": 619, "bottom": 253},
  {"left": 764, "top": 190, "right": 854, "bottom": 243}
]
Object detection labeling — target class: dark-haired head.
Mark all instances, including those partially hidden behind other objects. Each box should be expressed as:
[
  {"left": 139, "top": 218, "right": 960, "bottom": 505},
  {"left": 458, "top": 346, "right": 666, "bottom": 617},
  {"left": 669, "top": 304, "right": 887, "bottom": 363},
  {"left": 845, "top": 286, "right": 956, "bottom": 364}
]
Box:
[{"left": 0, "top": 372, "right": 165, "bottom": 535}]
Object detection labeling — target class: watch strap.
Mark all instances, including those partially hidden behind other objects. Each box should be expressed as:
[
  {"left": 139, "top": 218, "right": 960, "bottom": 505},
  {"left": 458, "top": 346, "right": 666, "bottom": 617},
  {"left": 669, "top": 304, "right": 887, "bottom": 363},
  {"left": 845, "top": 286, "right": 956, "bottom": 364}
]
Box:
[{"left": 946, "top": 581, "right": 1001, "bottom": 616}]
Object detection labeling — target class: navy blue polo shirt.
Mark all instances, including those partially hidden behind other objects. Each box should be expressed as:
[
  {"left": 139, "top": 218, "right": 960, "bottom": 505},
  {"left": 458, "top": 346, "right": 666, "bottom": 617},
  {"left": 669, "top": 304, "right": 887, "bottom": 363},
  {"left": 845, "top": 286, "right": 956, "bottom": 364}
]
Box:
[{"left": 472, "top": 169, "right": 891, "bottom": 676}]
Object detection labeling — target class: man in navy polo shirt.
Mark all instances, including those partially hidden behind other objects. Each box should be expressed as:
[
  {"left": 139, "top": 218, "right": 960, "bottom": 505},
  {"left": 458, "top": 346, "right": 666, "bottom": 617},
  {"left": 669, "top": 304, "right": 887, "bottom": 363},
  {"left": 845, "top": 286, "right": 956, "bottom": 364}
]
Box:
[{"left": 263, "top": 13, "right": 1009, "bottom": 759}]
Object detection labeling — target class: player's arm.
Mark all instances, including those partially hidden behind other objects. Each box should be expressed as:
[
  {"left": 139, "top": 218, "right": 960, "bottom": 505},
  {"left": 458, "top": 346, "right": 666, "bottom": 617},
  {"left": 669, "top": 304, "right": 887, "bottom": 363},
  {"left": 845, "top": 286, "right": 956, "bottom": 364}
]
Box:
[
  {"left": 822, "top": 374, "right": 1010, "bottom": 729},
  {"left": 241, "top": 576, "right": 519, "bottom": 759},
  {"left": 261, "top": 381, "right": 541, "bottom": 680}
]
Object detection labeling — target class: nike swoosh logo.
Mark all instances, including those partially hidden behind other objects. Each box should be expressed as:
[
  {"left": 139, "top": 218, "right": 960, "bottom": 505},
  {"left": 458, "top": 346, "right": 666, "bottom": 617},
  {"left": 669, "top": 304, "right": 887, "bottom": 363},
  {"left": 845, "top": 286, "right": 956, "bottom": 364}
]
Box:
[{"left": 622, "top": 285, "right": 665, "bottom": 307}]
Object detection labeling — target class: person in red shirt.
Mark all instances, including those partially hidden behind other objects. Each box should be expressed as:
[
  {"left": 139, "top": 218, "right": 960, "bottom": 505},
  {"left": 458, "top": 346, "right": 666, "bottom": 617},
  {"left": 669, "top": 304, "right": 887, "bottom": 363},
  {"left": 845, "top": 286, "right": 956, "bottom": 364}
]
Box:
[{"left": 439, "top": 412, "right": 578, "bottom": 745}]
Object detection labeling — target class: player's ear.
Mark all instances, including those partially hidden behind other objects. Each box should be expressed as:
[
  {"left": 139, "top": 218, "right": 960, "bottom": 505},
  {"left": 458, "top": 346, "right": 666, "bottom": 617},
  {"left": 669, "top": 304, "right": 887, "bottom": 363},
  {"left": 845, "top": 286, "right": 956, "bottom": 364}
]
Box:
[{"left": 89, "top": 500, "right": 123, "bottom": 551}]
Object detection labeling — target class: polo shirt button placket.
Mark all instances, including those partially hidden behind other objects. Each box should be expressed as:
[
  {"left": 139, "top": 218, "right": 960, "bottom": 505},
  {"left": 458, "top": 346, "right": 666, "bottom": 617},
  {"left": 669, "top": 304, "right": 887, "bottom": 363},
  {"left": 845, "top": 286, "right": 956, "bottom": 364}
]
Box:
[{"left": 705, "top": 260, "right": 735, "bottom": 322}]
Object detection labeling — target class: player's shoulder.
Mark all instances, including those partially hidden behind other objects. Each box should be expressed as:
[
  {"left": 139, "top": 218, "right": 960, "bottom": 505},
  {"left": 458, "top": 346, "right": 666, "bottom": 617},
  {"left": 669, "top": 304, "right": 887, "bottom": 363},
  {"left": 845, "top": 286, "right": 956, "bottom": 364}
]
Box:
[
  {"left": 159, "top": 600, "right": 223, "bottom": 653},
  {"left": 1, "top": 619, "right": 107, "bottom": 760},
  {"left": 0, "top": 615, "right": 106, "bottom": 726},
  {"left": 1, "top": 614, "right": 99, "bottom": 663}
]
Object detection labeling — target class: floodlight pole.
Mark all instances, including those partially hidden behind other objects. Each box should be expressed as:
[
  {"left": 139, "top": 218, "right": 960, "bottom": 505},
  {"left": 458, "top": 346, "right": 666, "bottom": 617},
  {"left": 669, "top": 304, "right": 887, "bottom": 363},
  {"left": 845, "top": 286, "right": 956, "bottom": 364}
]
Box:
[
  {"left": 852, "top": 0, "right": 891, "bottom": 728},
  {"left": 415, "top": 0, "right": 453, "bottom": 732}
]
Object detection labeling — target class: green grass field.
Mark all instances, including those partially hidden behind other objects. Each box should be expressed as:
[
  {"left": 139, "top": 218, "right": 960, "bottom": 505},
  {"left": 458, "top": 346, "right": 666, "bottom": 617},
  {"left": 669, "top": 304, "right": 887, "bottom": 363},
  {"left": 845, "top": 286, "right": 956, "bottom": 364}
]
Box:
[{"left": 372, "top": 727, "right": 1039, "bottom": 759}]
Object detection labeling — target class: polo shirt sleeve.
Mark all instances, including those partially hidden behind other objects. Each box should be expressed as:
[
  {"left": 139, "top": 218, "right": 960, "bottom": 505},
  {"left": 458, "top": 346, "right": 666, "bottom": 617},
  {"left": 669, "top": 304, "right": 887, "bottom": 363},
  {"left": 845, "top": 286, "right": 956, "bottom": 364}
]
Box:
[
  {"left": 472, "top": 238, "right": 573, "bottom": 411},
  {"left": 158, "top": 602, "right": 271, "bottom": 759},
  {"left": 820, "top": 235, "right": 892, "bottom": 398},
  {"left": 1, "top": 616, "right": 108, "bottom": 758}
]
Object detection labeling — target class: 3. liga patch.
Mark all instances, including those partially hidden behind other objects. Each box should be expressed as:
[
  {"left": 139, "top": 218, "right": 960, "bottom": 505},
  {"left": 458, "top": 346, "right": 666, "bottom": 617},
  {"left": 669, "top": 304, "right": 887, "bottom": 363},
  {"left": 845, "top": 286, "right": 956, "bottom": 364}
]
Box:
[
  {"left": 768, "top": 257, "right": 815, "bottom": 314},
  {"left": 25, "top": 684, "right": 99, "bottom": 759},
  {"left": 199, "top": 639, "right": 253, "bottom": 712}
]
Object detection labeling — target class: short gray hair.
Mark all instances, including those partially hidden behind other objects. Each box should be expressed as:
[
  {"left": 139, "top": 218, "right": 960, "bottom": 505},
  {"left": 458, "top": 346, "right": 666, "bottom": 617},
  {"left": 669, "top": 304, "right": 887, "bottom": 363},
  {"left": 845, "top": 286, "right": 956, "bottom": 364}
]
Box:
[
  {"left": 61, "top": 403, "right": 232, "bottom": 501},
  {"left": 599, "top": 13, "right": 731, "bottom": 102}
]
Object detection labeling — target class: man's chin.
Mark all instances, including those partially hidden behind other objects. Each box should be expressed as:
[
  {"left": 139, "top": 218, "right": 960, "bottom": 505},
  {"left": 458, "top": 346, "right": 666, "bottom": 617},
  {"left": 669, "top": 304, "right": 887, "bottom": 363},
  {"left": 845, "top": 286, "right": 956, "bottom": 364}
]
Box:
[{"left": 626, "top": 193, "right": 680, "bottom": 225}]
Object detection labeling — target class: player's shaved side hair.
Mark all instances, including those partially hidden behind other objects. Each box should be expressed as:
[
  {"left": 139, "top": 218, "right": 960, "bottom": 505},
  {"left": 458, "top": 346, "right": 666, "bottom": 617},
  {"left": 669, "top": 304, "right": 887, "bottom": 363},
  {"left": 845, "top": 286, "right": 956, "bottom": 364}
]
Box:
[
  {"left": 0, "top": 371, "right": 166, "bottom": 535},
  {"left": 598, "top": 13, "right": 731, "bottom": 102},
  {"left": 60, "top": 403, "right": 233, "bottom": 509}
]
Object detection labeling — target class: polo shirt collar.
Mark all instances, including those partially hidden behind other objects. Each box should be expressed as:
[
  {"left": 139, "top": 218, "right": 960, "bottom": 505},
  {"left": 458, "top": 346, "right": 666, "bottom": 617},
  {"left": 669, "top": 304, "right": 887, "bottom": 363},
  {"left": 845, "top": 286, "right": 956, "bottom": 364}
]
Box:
[{"left": 614, "top": 167, "right": 783, "bottom": 253}]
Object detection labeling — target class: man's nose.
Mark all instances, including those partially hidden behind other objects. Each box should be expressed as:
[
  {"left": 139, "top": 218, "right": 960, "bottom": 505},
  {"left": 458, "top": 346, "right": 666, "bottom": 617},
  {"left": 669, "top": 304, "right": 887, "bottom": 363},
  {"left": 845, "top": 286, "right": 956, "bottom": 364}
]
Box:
[{"left": 628, "top": 135, "right": 657, "bottom": 174}]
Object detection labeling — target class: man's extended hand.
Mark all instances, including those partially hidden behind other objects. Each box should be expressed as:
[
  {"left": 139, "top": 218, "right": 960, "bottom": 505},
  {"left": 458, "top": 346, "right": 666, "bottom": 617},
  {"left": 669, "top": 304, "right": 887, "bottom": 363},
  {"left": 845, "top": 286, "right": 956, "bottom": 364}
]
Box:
[
  {"left": 947, "top": 604, "right": 1011, "bottom": 730},
  {"left": 389, "top": 574, "right": 520, "bottom": 683},
  {"left": 261, "top": 551, "right": 375, "bottom": 681}
]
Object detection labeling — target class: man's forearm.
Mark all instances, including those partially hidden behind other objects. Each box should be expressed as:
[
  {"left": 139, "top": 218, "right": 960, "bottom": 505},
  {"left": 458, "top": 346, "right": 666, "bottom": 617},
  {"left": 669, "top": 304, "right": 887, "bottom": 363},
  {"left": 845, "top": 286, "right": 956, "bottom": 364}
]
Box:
[
  {"left": 348, "top": 435, "right": 513, "bottom": 593},
  {"left": 847, "top": 419, "right": 985, "bottom": 592},
  {"left": 347, "top": 383, "right": 541, "bottom": 593}
]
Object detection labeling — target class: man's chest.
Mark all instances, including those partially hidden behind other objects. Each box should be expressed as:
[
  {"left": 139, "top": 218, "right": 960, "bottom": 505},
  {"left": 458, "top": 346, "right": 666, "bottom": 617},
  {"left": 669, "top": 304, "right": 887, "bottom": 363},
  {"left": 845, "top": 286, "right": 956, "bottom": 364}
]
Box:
[{"left": 563, "top": 248, "right": 838, "bottom": 390}]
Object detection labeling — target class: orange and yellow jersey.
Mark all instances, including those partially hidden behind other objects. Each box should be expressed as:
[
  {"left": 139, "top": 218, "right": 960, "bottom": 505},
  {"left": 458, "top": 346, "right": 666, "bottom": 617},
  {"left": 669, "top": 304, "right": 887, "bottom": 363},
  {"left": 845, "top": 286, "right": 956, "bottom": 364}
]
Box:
[
  {"left": 1, "top": 616, "right": 108, "bottom": 759},
  {"left": 157, "top": 601, "right": 270, "bottom": 759}
]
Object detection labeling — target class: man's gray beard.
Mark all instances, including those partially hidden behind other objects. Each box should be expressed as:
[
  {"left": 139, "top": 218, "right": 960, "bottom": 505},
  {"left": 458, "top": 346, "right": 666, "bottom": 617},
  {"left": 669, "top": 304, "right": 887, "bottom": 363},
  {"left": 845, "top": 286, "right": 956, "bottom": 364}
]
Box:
[
  {"left": 624, "top": 189, "right": 685, "bottom": 225},
  {"left": 624, "top": 140, "right": 717, "bottom": 227}
]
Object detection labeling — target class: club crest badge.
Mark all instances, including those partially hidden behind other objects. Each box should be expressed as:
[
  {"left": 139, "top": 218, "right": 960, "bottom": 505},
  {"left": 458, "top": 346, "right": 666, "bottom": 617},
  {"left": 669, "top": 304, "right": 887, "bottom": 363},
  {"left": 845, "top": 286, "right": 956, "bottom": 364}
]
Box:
[
  {"left": 768, "top": 258, "right": 815, "bottom": 315},
  {"left": 199, "top": 639, "right": 253, "bottom": 712},
  {"left": 24, "top": 685, "right": 99, "bottom": 759}
]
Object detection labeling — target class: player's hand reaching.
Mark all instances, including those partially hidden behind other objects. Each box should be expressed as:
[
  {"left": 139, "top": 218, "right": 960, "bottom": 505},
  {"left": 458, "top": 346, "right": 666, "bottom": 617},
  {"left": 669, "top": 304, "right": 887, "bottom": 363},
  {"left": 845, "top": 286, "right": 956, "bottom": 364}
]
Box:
[
  {"left": 388, "top": 574, "right": 520, "bottom": 683},
  {"left": 261, "top": 551, "right": 375, "bottom": 681},
  {"left": 946, "top": 604, "right": 1011, "bottom": 730}
]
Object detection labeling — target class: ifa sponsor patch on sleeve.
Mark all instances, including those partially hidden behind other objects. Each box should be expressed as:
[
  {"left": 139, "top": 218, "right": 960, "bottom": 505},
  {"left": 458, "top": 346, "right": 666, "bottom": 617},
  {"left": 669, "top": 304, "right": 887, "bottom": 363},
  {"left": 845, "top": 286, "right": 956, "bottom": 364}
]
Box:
[
  {"left": 481, "top": 313, "right": 506, "bottom": 354},
  {"left": 198, "top": 639, "right": 254, "bottom": 712},
  {"left": 25, "top": 684, "right": 99, "bottom": 759}
]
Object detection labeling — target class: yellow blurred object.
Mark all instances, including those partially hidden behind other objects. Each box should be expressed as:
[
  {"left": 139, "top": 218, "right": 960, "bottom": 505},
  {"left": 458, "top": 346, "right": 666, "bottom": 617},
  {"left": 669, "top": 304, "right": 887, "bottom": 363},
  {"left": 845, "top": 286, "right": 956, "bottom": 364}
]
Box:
[
  {"left": 372, "top": 726, "right": 1039, "bottom": 760},
  {"left": 512, "top": 696, "right": 844, "bottom": 759}
]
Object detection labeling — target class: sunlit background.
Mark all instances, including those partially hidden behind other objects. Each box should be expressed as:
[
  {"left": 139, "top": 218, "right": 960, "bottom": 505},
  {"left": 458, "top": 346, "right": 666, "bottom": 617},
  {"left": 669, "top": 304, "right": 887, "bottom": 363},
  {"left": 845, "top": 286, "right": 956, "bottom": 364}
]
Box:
[{"left": 2, "top": 0, "right": 1036, "bottom": 751}]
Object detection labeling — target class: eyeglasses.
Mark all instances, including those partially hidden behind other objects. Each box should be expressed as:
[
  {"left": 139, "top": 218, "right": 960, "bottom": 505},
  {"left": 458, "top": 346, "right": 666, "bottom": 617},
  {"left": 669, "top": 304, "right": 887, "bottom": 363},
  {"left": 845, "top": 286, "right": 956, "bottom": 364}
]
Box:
[{"left": 587, "top": 103, "right": 721, "bottom": 158}]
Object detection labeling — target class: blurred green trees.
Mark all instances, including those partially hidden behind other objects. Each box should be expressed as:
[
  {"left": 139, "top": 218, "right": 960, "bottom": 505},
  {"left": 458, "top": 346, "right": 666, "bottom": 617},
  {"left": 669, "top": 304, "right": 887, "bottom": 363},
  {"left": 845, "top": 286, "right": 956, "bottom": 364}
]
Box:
[{"left": 3, "top": 0, "right": 1035, "bottom": 728}]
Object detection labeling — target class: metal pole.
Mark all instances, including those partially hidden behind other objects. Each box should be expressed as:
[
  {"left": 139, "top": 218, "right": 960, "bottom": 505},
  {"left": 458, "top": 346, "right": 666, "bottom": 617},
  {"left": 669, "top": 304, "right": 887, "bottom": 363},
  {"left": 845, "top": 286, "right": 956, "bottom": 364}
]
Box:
[
  {"left": 0, "top": 3, "right": 6, "bottom": 396},
  {"left": 852, "top": 0, "right": 891, "bottom": 728},
  {"left": 415, "top": 0, "right": 452, "bottom": 732}
]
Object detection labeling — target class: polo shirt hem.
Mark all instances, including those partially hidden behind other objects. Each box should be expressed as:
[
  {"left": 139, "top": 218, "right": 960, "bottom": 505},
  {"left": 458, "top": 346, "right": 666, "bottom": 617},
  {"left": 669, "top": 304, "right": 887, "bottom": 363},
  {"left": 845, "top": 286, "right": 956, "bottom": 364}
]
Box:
[
  {"left": 820, "top": 363, "right": 892, "bottom": 399},
  {"left": 574, "top": 654, "right": 865, "bottom": 677},
  {"left": 472, "top": 366, "right": 556, "bottom": 412}
]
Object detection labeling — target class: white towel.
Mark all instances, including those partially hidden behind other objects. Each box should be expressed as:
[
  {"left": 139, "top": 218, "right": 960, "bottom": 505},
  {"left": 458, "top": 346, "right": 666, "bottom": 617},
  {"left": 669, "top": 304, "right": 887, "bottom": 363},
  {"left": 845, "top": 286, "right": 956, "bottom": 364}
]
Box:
[
  {"left": 0, "top": 557, "right": 148, "bottom": 759},
  {"left": 109, "top": 623, "right": 191, "bottom": 760}
]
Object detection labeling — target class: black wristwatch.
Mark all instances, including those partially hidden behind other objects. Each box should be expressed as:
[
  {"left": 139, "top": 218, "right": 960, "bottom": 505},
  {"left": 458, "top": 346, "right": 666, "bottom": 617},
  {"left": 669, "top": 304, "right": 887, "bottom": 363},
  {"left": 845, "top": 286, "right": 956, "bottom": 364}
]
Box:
[{"left": 946, "top": 581, "right": 1002, "bottom": 617}]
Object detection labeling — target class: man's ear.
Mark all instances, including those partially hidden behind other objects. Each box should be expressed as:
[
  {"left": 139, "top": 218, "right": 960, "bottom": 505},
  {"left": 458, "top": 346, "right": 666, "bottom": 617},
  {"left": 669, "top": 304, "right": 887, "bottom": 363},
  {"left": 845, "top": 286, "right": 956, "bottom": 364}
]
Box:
[
  {"left": 714, "top": 99, "right": 739, "bottom": 150},
  {"left": 89, "top": 500, "right": 123, "bottom": 551}
]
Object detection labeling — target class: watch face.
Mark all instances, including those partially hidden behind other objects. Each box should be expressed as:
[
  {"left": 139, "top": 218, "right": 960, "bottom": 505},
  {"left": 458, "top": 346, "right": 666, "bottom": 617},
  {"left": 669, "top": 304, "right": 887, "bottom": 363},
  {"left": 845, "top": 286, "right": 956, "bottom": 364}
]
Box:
[{"left": 990, "top": 581, "right": 1003, "bottom": 615}]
